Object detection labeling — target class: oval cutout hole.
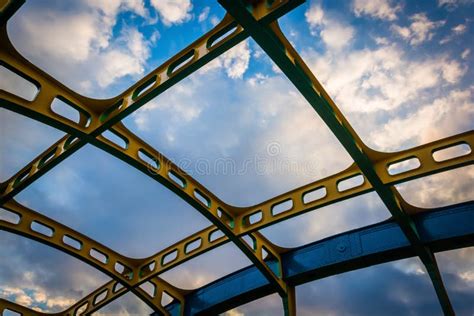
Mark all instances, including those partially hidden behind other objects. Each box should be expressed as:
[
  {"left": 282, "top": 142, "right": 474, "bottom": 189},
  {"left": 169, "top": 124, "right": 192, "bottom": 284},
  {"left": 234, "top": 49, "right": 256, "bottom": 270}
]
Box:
[
  {"left": 242, "top": 235, "right": 256, "bottom": 250},
  {"left": 13, "top": 168, "right": 30, "bottom": 188},
  {"left": 433, "top": 143, "right": 472, "bottom": 162},
  {"left": 63, "top": 235, "right": 82, "bottom": 250},
  {"left": 2, "top": 309, "right": 22, "bottom": 316},
  {"left": 138, "top": 149, "right": 160, "bottom": 170},
  {"left": 38, "top": 149, "right": 56, "bottom": 169},
  {"left": 246, "top": 211, "right": 262, "bottom": 225},
  {"left": 209, "top": 229, "right": 225, "bottom": 242},
  {"left": 113, "top": 282, "right": 124, "bottom": 293},
  {"left": 162, "top": 249, "right": 178, "bottom": 266},
  {"left": 337, "top": 174, "right": 364, "bottom": 192},
  {"left": 217, "top": 207, "right": 234, "bottom": 228},
  {"left": 94, "top": 290, "right": 108, "bottom": 305},
  {"left": 90, "top": 248, "right": 108, "bottom": 264},
  {"left": 185, "top": 238, "right": 202, "bottom": 254},
  {"left": 168, "top": 50, "right": 195, "bottom": 76},
  {"left": 161, "top": 291, "right": 174, "bottom": 307},
  {"left": 271, "top": 199, "right": 293, "bottom": 216},
  {"left": 168, "top": 170, "right": 186, "bottom": 188},
  {"left": 0, "top": 208, "right": 20, "bottom": 224},
  {"left": 147, "top": 261, "right": 156, "bottom": 272},
  {"left": 75, "top": 302, "right": 88, "bottom": 316},
  {"left": 387, "top": 157, "right": 421, "bottom": 176},
  {"left": 132, "top": 75, "right": 157, "bottom": 100},
  {"left": 0, "top": 64, "right": 39, "bottom": 101},
  {"left": 101, "top": 130, "right": 128, "bottom": 149},
  {"left": 64, "top": 135, "right": 79, "bottom": 150},
  {"left": 261, "top": 247, "right": 269, "bottom": 260},
  {"left": 51, "top": 97, "right": 91, "bottom": 127},
  {"left": 31, "top": 221, "right": 54, "bottom": 237},
  {"left": 115, "top": 262, "right": 125, "bottom": 274},
  {"left": 303, "top": 186, "right": 327, "bottom": 204},
  {"left": 140, "top": 281, "right": 156, "bottom": 298},
  {"left": 207, "top": 23, "right": 238, "bottom": 49},
  {"left": 194, "top": 190, "right": 210, "bottom": 208}
]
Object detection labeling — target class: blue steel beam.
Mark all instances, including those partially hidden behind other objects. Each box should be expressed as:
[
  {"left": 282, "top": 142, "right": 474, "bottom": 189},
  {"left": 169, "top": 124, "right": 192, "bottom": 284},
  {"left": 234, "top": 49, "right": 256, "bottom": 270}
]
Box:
[
  {"left": 217, "top": 1, "right": 455, "bottom": 314},
  {"left": 161, "top": 201, "right": 474, "bottom": 315}
]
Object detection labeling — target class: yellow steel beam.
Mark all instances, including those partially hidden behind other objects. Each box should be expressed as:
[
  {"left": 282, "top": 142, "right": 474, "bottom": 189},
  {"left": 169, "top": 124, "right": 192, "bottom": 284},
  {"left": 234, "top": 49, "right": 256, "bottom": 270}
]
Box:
[
  {"left": 0, "top": 200, "right": 186, "bottom": 315},
  {"left": 0, "top": 0, "right": 472, "bottom": 314},
  {"left": 1, "top": 129, "right": 471, "bottom": 314},
  {"left": 0, "top": 0, "right": 301, "bottom": 299}
]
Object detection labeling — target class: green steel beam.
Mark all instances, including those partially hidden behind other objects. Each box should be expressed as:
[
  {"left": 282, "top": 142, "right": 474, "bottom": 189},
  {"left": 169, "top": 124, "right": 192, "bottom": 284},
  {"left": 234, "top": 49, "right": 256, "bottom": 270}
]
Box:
[{"left": 218, "top": 1, "right": 454, "bottom": 315}]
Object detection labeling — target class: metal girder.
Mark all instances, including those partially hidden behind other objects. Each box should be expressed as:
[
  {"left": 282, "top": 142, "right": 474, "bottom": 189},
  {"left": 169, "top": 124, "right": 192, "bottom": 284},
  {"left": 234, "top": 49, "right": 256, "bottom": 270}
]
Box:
[
  {"left": 0, "top": 0, "right": 472, "bottom": 314},
  {"left": 218, "top": 1, "right": 461, "bottom": 314},
  {"left": 0, "top": 200, "right": 186, "bottom": 315},
  {"left": 0, "top": 0, "right": 303, "bottom": 306},
  {"left": 5, "top": 202, "right": 472, "bottom": 316},
  {"left": 168, "top": 202, "right": 474, "bottom": 315},
  {"left": 2, "top": 129, "right": 472, "bottom": 314}
]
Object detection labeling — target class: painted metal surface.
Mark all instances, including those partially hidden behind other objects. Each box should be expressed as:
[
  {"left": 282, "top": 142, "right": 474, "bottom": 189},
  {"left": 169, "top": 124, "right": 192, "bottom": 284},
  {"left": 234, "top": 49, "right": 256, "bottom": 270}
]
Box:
[
  {"left": 168, "top": 202, "right": 474, "bottom": 315},
  {"left": 0, "top": 0, "right": 472, "bottom": 315}
]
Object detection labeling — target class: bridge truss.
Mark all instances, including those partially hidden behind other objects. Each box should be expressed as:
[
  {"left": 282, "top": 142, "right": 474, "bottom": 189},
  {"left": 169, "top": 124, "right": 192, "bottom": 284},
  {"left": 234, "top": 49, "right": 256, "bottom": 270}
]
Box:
[{"left": 0, "top": 0, "right": 472, "bottom": 315}]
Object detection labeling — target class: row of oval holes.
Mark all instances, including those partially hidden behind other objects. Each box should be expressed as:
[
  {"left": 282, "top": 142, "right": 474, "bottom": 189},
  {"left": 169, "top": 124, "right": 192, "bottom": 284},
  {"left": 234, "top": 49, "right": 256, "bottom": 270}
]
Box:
[
  {"left": 11, "top": 135, "right": 79, "bottom": 189},
  {"left": 74, "top": 282, "right": 125, "bottom": 316},
  {"left": 0, "top": 23, "right": 240, "bottom": 130},
  {"left": 0, "top": 210, "right": 137, "bottom": 279},
  {"left": 127, "top": 24, "right": 240, "bottom": 102},
  {"left": 0, "top": 214, "right": 225, "bottom": 279},
  {"left": 139, "top": 228, "right": 226, "bottom": 278},
  {"left": 243, "top": 143, "right": 472, "bottom": 226},
  {"left": 0, "top": 17, "right": 238, "bottom": 103},
  {"left": 73, "top": 283, "right": 175, "bottom": 316}
]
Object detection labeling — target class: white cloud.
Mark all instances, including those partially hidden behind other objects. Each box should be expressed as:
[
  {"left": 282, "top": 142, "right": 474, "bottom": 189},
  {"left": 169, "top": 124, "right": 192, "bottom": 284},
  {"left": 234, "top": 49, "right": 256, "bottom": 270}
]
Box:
[
  {"left": 353, "top": 0, "right": 401, "bottom": 21},
  {"left": 438, "top": 0, "right": 474, "bottom": 8},
  {"left": 9, "top": 1, "right": 153, "bottom": 96},
  {"left": 305, "top": 2, "right": 324, "bottom": 27},
  {"left": 391, "top": 13, "right": 445, "bottom": 45},
  {"left": 304, "top": 45, "right": 466, "bottom": 114},
  {"left": 452, "top": 23, "right": 467, "bottom": 34},
  {"left": 0, "top": 286, "right": 76, "bottom": 311},
  {"left": 198, "top": 40, "right": 251, "bottom": 79},
  {"left": 374, "top": 36, "right": 390, "bottom": 45},
  {"left": 210, "top": 15, "right": 220, "bottom": 26},
  {"left": 440, "top": 23, "right": 467, "bottom": 44},
  {"left": 397, "top": 166, "right": 474, "bottom": 208},
  {"left": 320, "top": 22, "right": 354, "bottom": 50},
  {"left": 198, "top": 6, "right": 210, "bottom": 23},
  {"left": 461, "top": 48, "right": 471, "bottom": 59},
  {"left": 94, "top": 27, "right": 151, "bottom": 88},
  {"left": 150, "top": 0, "right": 192, "bottom": 26},
  {"left": 305, "top": 2, "right": 355, "bottom": 50},
  {"left": 371, "top": 88, "right": 474, "bottom": 150}
]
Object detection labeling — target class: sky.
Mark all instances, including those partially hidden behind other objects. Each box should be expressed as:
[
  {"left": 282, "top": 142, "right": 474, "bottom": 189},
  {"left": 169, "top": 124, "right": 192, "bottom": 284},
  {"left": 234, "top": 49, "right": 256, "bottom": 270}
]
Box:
[{"left": 0, "top": 0, "right": 473, "bottom": 315}]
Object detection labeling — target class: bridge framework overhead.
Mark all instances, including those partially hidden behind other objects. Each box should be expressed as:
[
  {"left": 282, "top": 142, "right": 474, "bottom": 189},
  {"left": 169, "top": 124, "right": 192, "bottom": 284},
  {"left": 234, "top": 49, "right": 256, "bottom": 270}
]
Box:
[{"left": 0, "top": 0, "right": 473, "bottom": 315}]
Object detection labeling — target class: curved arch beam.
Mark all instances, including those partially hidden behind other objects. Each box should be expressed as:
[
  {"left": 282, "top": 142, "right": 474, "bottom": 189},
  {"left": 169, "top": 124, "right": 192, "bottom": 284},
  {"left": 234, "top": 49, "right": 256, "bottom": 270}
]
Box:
[
  {"left": 3, "top": 201, "right": 472, "bottom": 315},
  {"left": 1, "top": 129, "right": 472, "bottom": 314},
  {"left": 0, "top": 200, "right": 185, "bottom": 315},
  {"left": 0, "top": 0, "right": 304, "bottom": 300}
]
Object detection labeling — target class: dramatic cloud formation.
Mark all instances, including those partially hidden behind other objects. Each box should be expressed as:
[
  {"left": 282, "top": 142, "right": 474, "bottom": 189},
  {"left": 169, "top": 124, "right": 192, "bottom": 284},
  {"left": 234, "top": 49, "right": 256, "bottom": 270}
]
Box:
[{"left": 1, "top": 0, "right": 473, "bottom": 314}]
